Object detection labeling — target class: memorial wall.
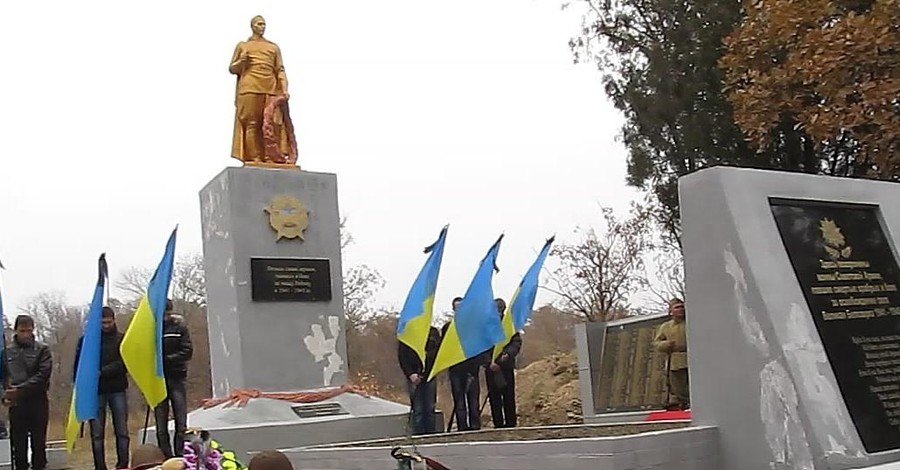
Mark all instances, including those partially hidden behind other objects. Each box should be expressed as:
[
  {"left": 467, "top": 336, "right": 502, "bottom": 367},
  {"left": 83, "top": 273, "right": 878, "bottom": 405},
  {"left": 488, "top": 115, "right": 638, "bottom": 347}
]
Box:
[{"left": 591, "top": 315, "right": 671, "bottom": 414}]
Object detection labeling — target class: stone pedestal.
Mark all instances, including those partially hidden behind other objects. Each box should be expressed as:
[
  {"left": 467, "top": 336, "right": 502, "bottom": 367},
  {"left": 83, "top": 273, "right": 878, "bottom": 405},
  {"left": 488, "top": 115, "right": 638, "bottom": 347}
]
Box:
[
  {"left": 147, "top": 166, "right": 408, "bottom": 461},
  {"left": 199, "top": 166, "right": 347, "bottom": 395},
  {"left": 680, "top": 166, "right": 900, "bottom": 469}
]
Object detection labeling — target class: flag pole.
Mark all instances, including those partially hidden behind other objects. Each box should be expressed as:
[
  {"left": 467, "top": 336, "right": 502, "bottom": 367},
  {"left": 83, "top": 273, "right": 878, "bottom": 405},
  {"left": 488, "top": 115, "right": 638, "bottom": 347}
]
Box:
[{"left": 143, "top": 405, "right": 151, "bottom": 444}]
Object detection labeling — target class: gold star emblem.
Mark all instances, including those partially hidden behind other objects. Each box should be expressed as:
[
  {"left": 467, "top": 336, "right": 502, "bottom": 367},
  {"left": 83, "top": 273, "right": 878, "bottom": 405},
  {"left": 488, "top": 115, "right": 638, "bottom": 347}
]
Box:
[{"left": 264, "top": 194, "right": 310, "bottom": 241}]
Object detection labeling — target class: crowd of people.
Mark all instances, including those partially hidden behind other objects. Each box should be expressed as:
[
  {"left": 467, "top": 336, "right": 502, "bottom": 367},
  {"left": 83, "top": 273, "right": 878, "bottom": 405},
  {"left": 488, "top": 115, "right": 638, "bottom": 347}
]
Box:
[
  {"left": 398, "top": 297, "right": 522, "bottom": 435},
  {"left": 2, "top": 300, "right": 194, "bottom": 470},
  {"left": 0, "top": 294, "right": 687, "bottom": 469},
  {"left": 399, "top": 296, "right": 690, "bottom": 435}
]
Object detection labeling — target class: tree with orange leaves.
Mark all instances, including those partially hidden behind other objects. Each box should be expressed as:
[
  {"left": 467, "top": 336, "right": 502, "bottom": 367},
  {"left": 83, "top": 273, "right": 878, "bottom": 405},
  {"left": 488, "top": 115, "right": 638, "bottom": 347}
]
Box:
[{"left": 720, "top": 0, "right": 900, "bottom": 176}]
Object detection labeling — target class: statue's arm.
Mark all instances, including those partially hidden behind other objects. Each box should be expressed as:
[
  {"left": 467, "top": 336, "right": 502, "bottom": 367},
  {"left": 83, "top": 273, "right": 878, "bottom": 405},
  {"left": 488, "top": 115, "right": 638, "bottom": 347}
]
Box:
[
  {"left": 229, "top": 42, "right": 245, "bottom": 75},
  {"left": 275, "top": 45, "right": 289, "bottom": 94}
]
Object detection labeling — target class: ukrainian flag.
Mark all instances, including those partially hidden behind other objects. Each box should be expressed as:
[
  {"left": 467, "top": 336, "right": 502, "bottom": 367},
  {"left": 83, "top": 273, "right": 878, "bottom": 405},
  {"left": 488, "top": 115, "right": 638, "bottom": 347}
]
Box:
[
  {"left": 429, "top": 235, "right": 505, "bottom": 381},
  {"left": 493, "top": 236, "right": 554, "bottom": 359},
  {"left": 66, "top": 254, "right": 109, "bottom": 452},
  {"left": 397, "top": 226, "right": 448, "bottom": 364},
  {"left": 121, "top": 228, "right": 177, "bottom": 408}
]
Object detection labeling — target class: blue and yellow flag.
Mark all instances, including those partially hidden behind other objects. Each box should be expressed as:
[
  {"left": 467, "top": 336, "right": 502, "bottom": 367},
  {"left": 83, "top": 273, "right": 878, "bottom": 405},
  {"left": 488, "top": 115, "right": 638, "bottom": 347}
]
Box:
[
  {"left": 429, "top": 235, "right": 505, "bottom": 381},
  {"left": 121, "top": 227, "right": 177, "bottom": 408},
  {"left": 397, "top": 226, "right": 448, "bottom": 364},
  {"left": 66, "top": 253, "right": 109, "bottom": 452},
  {"left": 493, "top": 236, "right": 554, "bottom": 359}
]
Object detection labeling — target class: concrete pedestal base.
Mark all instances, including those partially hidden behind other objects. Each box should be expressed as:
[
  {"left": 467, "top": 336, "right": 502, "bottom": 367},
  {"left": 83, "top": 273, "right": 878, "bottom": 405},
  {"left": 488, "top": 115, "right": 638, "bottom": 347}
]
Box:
[{"left": 141, "top": 393, "right": 412, "bottom": 462}]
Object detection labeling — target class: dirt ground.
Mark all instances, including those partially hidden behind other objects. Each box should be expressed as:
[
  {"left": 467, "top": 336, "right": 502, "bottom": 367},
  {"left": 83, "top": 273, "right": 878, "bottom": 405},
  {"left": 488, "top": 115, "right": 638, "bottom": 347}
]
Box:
[{"left": 512, "top": 352, "right": 582, "bottom": 426}]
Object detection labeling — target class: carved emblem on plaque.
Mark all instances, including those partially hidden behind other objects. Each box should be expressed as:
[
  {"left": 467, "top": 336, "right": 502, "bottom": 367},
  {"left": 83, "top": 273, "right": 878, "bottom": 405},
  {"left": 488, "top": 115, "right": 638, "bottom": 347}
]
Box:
[
  {"left": 264, "top": 194, "right": 309, "bottom": 241},
  {"left": 819, "top": 218, "right": 852, "bottom": 260}
]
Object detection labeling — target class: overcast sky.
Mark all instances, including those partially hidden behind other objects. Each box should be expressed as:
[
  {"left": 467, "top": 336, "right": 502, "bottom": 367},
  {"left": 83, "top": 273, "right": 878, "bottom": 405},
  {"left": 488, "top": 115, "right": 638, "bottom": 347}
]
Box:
[{"left": 0, "top": 0, "right": 641, "bottom": 317}]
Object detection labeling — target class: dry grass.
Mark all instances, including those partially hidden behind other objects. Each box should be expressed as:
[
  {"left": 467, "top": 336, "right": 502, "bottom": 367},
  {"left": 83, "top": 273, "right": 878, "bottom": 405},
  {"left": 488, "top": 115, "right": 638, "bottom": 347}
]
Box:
[{"left": 48, "top": 412, "right": 150, "bottom": 470}]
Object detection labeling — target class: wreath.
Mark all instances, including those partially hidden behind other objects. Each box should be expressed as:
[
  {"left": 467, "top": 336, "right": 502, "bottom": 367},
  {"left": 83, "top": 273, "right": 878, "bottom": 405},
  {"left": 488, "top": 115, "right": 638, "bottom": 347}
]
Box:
[{"left": 182, "top": 429, "right": 246, "bottom": 470}]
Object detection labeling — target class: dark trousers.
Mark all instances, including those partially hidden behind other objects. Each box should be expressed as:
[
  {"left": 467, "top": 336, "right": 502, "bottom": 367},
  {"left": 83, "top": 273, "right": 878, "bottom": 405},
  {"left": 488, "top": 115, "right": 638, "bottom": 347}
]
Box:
[
  {"left": 449, "top": 372, "right": 480, "bottom": 431},
  {"left": 668, "top": 368, "right": 690, "bottom": 409},
  {"left": 90, "top": 392, "right": 130, "bottom": 470},
  {"left": 9, "top": 398, "right": 49, "bottom": 470},
  {"left": 485, "top": 366, "right": 516, "bottom": 428},
  {"left": 154, "top": 378, "right": 187, "bottom": 458},
  {"left": 407, "top": 380, "right": 437, "bottom": 435}
]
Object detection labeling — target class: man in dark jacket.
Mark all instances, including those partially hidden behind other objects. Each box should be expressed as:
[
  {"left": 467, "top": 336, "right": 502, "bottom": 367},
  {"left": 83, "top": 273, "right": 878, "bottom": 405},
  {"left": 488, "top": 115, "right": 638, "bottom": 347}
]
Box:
[
  {"left": 442, "top": 297, "right": 491, "bottom": 432},
  {"left": 397, "top": 325, "right": 441, "bottom": 435},
  {"left": 485, "top": 298, "right": 522, "bottom": 428},
  {"left": 3, "top": 315, "right": 52, "bottom": 470},
  {"left": 74, "top": 306, "right": 130, "bottom": 470},
  {"left": 154, "top": 300, "right": 193, "bottom": 458}
]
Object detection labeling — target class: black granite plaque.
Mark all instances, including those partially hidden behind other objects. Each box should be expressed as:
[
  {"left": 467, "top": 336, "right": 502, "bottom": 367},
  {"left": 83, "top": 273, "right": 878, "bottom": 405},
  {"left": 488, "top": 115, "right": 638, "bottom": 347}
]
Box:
[
  {"left": 250, "top": 257, "right": 332, "bottom": 302},
  {"left": 770, "top": 198, "right": 900, "bottom": 453},
  {"left": 593, "top": 316, "right": 670, "bottom": 413}
]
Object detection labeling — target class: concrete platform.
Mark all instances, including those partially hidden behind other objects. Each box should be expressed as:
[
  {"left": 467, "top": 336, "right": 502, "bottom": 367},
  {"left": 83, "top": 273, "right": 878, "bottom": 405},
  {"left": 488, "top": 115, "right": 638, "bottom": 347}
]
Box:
[
  {"left": 141, "top": 393, "right": 412, "bottom": 462},
  {"left": 283, "top": 424, "right": 720, "bottom": 470}
]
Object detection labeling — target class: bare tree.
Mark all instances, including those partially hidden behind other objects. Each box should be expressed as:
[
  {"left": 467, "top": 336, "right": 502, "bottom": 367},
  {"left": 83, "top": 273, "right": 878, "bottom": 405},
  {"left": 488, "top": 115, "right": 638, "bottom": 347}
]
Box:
[
  {"left": 17, "top": 291, "right": 85, "bottom": 409},
  {"left": 340, "top": 218, "right": 385, "bottom": 331},
  {"left": 17, "top": 291, "right": 84, "bottom": 344},
  {"left": 648, "top": 245, "right": 685, "bottom": 309},
  {"left": 172, "top": 253, "right": 206, "bottom": 307},
  {"left": 115, "top": 266, "right": 152, "bottom": 303},
  {"left": 343, "top": 264, "right": 385, "bottom": 331},
  {"left": 114, "top": 253, "right": 206, "bottom": 308},
  {"left": 340, "top": 217, "right": 353, "bottom": 251},
  {"left": 544, "top": 203, "right": 654, "bottom": 322}
]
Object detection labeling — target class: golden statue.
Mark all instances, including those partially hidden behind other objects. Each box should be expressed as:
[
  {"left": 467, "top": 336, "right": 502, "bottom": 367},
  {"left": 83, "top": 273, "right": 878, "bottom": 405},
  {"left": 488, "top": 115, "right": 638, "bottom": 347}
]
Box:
[{"left": 230, "top": 15, "right": 298, "bottom": 167}]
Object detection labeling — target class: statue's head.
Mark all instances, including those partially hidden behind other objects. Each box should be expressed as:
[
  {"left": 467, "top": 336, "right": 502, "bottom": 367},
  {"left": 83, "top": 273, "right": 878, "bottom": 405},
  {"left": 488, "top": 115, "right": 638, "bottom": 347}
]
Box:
[{"left": 251, "top": 15, "right": 266, "bottom": 36}]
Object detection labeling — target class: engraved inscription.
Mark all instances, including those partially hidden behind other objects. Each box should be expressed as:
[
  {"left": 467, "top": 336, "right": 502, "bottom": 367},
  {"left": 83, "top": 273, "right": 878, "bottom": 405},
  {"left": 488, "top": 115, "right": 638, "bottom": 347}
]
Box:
[
  {"left": 250, "top": 258, "right": 332, "bottom": 302},
  {"left": 771, "top": 199, "right": 900, "bottom": 453},
  {"left": 593, "top": 316, "right": 669, "bottom": 413}
]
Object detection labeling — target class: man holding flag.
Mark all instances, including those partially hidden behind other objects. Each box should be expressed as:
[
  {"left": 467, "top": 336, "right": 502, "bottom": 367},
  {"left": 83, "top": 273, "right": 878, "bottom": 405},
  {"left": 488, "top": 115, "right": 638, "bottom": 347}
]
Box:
[
  {"left": 73, "top": 306, "right": 130, "bottom": 470},
  {"left": 66, "top": 254, "right": 119, "bottom": 468},
  {"left": 0, "top": 258, "right": 8, "bottom": 440},
  {"left": 396, "top": 227, "right": 448, "bottom": 435},
  {"left": 487, "top": 236, "right": 554, "bottom": 429},
  {"left": 429, "top": 235, "right": 507, "bottom": 431},
  {"left": 485, "top": 298, "right": 521, "bottom": 429},
  {"left": 119, "top": 228, "right": 186, "bottom": 458}
]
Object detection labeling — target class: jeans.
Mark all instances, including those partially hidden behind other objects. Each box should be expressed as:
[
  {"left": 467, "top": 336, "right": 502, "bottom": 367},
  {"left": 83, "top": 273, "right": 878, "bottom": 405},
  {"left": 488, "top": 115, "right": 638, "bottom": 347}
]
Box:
[
  {"left": 449, "top": 372, "right": 480, "bottom": 431},
  {"left": 154, "top": 379, "right": 187, "bottom": 458},
  {"left": 9, "top": 398, "right": 49, "bottom": 470},
  {"left": 90, "top": 392, "right": 130, "bottom": 470},
  {"left": 407, "top": 380, "right": 437, "bottom": 435},
  {"left": 485, "top": 366, "right": 517, "bottom": 428}
]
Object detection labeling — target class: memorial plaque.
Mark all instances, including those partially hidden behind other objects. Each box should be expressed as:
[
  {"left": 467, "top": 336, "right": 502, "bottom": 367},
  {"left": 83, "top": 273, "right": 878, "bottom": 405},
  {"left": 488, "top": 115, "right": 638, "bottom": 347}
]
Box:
[
  {"left": 771, "top": 198, "right": 900, "bottom": 453},
  {"left": 593, "top": 316, "right": 670, "bottom": 413},
  {"left": 250, "top": 257, "right": 332, "bottom": 302}
]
